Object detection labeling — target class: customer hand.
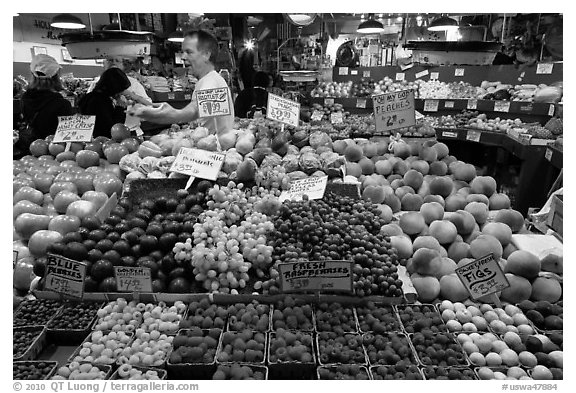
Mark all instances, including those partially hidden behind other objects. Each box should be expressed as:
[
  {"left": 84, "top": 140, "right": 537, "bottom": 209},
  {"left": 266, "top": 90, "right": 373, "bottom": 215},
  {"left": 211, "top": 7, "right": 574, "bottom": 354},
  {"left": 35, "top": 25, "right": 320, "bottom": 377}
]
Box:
[{"left": 128, "top": 102, "right": 169, "bottom": 120}]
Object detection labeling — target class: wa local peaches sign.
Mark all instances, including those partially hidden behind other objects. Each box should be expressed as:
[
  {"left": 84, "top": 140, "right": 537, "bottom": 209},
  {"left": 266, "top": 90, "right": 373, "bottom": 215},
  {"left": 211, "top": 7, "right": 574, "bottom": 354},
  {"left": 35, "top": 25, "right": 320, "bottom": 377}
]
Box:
[{"left": 455, "top": 254, "right": 510, "bottom": 300}]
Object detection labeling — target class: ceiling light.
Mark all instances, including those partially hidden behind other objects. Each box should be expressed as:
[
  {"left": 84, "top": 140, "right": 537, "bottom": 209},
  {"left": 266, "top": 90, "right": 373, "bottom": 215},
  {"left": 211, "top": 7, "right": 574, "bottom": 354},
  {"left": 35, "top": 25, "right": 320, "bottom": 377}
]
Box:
[
  {"left": 428, "top": 14, "right": 458, "bottom": 31},
  {"left": 396, "top": 17, "right": 403, "bottom": 22},
  {"left": 357, "top": 14, "right": 385, "bottom": 34},
  {"left": 167, "top": 30, "right": 184, "bottom": 43},
  {"left": 51, "top": 14, "right": 86, "bottom": 29},
  {"left": 286, "top": 13, "right": 316, "bottom": 26},
  {"left": 244, "top": 40, "right": 255, "bottom": 50}
]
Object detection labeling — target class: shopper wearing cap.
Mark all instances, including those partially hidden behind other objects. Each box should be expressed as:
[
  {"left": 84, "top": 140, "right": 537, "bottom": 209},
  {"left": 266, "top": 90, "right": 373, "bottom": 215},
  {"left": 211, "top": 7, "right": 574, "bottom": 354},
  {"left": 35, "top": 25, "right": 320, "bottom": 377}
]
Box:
[
  {"left": 78, "top": 68, "right": 131, "bottom": 138},
  {"left": 129, "top": 30, "right": 234, "bottom": 135},
  {"left": 20, "top": 54, "right": 73, "bottom": 140}
]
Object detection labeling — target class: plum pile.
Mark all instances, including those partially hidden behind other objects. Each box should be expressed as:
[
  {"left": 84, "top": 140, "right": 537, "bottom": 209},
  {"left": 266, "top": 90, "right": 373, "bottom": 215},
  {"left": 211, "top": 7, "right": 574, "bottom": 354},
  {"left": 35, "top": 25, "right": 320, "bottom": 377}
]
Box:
[
  {"left": 518, "top": 300, "right": 563, "bottom": 331},
  {"left": 362, "top": 332, "right": 417, "bottom": 366},
  {"left": 47, "top": 302, "right": 101, "bottom": 330},
  {"left": 168, "top": 327, "right": 221, "bottom": 364},
  {"left": 14, "top": 299, "right": 62, "bottom": 327},
  {"left": 317, "top": 332, "right": 366, "bottom": 364},
  {"left": 317, "top": 365, "right": 371, "bottom": 380},
  {"left": 217, "top": 330, "right": 266, "bottom": 363},
  {"left": 315, "top": 302, "right": 357, "bottom": 333},
  {"left": 267, "top": 193, "right": 402, "bottom": 297},
  {"left": 410, "top": 331, "right": 468, "bottom": 367},
  {"left": 355, "top": 302, "right": 401, "bottom": 333},
  {"left": 370, "top": 365, "right": 423, "bottom": 380},
  {"left": 14, "top": 361, "right": 56, "bottom": 380},
  {"left": 212, "top": 364, "right": 267, "bottom": 380},
  {"left": 14, "top": 328, "right": 43, "bottom": 359},
  {"left": 421, "top": 366, "right": 477, "bottom": 380},
  {"left": 397, "top": 304, "right": 447, "bottom": 333},
  {"left": 272, "top": 296, "right": 314, "bottom": 331}
]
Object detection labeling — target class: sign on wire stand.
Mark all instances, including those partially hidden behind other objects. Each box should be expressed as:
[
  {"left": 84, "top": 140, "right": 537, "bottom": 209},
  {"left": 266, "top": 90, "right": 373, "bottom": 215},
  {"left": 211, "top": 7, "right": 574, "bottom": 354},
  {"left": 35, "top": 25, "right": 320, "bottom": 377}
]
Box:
[
  {"left": 45, "top": 254, "right": 87, "bottom": 299},
  {"left": 266, "top": 93, "right": 300, "bottom": 127},
  {"left": 279, "top": 176, "right": 328, "bottom": 202},
  {"left": 52, "top": 115, "right": 95, "bottom": 143},
  {"left": 279, "top": 260, "right": 353, "bottom": 293},
  {"left": 196, "top": 87, "right": 232, "bottom": 118},
  {"left": 114, "top": 266, "right": 153, "bottom": 292},
  {"left": 373, "top": 89, "right": 416, "bottom": 133},
  {"left": 170, "top": 147, "right": 225, "bottom": 180},
  {"left": 455, "top": 254, "right": 510, "bottom": 301}
]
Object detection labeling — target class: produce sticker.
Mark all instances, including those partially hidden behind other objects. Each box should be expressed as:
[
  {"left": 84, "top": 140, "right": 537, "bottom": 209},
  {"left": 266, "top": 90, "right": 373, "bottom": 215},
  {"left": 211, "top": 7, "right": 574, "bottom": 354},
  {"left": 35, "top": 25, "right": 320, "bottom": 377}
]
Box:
[
  {"left": 53, "top": 115, "right": 95, "bottom": 143},
  {"left": 170, "top": 147, "right": 225, "bottom": 180},
  {"left": 373, "top": 89, "right": 416, "bottom": 133},
  {"left": 455, "top": 254, "right": 510, "bottom": 300},
  {"left": 279, "top": 176, "right": 328, "bottom": 203},
  {"left": 196, "top": 87, "right": 232, "bottom": 118},
  {"left": 114, "top": 266, "right": 153, "bottom": 292},
  {"left": 279, "top": 260, "right": 353, "bottom": 293},
  {"left": 45, "top": 254, "right": 87, "bottom": 299},
  {"left": 267, "top": 93, "right": 301, "bottom": 127}
]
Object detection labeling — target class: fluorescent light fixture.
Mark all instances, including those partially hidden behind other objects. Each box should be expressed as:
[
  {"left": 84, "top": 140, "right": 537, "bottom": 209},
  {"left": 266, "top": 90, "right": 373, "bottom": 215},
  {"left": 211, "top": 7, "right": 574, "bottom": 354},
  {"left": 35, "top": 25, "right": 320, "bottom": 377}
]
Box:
[
  {"left": 167, "top": 30, "right": 184, "bottom": 43},
  {"left": 51, "top": 14, "right": 86, "bottom": 29},
  {"left": 428, "top": 14, "right": 458, "bottom": 31}
]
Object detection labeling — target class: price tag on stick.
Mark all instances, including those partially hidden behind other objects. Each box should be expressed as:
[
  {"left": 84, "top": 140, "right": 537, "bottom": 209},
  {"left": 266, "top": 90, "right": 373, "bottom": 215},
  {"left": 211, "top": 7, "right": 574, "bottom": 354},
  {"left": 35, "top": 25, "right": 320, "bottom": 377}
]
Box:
[
  {"left": 423, "top": 99, "right": 439, "bottom": 112},
  {"left": 466, "top": 130, "right": 481, "bottom": 142},
  {"left": 455, "top": 254, "right": 510, "bottom": 306},
  {"left": 170, "top": 147, "right": 225, "bottom": 180},
  {"left": 278, "top": 260, "right": 353, "bottom": 293},
  {"left": 114, "top": 267, "right": 153, "bottom": 292},
  {"left": 372, "top": 89, "right": 416, "bottom": 133},
  {"left": 311, "top": 110, "right": 324, "bottom": 121},
  {"left": 279, "top": 176, "right": 328, "bottom": 202},
  {"left": 266, "top": 93, "right": 301, "bottom": 127},
  {"left": 330, "top": 112, "right": 343, "bottom": 124},
  {"left": 45, "top": 254, "right": 87, "bottom": 299},
  {"left": 196, "top": 87, "right": 232, "bottom": 118},
  {"left": 53, "top": 115, "right": 95, "bottom": 143}
]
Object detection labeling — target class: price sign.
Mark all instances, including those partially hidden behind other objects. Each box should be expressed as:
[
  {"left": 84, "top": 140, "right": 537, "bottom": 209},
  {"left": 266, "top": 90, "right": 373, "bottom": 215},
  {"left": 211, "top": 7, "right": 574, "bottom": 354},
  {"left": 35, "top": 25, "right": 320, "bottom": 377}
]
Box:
[
  {"left": 548, "top": 104, "right": 555, "bottom": 117},
  {"left": 363, "top": 70, "right": 371, "bottom": 78},
  {"left": 518, "top": 133, "right": 533, "bottom": 143},
  {"left": 324, "top": 98, "right": 334, "bottom": 106},
  {"left": 114, "top": 266, "right": 152, "bottom": 292},
  {"left": 536, "top": 63, "right": 554, "bottom": 74},
  {"left": 45, "top": 254, "right": 87, "bottom": 299},
  {"left": 520, "top": 103, "right": 533, "bottom": 112},
  {"left": 184, "top": 93, "right": 192, "bottom": 100},
  {"left": 415, "top": 69, "right": 429, "bottom": 79},
  {"left": 170, "top": 148, "right": 225, "bottom": 180},
  {"left": 279, "top": 176, "right": 328, "bottom": 203},
  {"left": 467, "top": 99, "right": 478, "bottom": 110},
  {"left": 167, "top": 92, "right": 176, "bottom": 100},
  {"left": 197, "top": 87, "right": 232, "bottom": 118},
  {"left": 13, "top": 250, "right": 18, "bottom": 268},
  {"left": 466, "top": 130, "right": 481, "bottom": 142},
  {"left": 545, "top": 148, "right": 553, "bottom": 161},
  {"left": 338, "top": 67, "right": 349, "bottom": 75},
  {"left": 455, "top": 254, "right": 510, "bottom": 300},
  {"left": 455, "top": 68, "right": 465, "bottom": 76},
  {"left": 430, "top": 72, "right": 439, "bottom": 80},
  {"left": 278, "top": 260, "right": 353, "bottom": 293},
  {"left": 267, "top": 93, "right": 301, "bottom": 127},
  {"left": 395, "top": 73, "right": 405, "bottom": 81},
  {"left": 373, "top": 89, "right": 416, "bottom": 133},
  {"left": 350, "top": 70, "right": 358, "bottom": 75},
  {"left": 330, "top": 112, "right": 343, "bottom": 124},
  {"left": 423, "top": 99, "right": 439, "bottom": 112},
  {"left": 442, "top": 131, "right": 458, "bottom": 138},
  {"left": 494, "top": 101, "right": 511, "bottom": 113},
  {"left": 311, "top": 110, "right": 324, "bottom": 121},
  {"left": 400, "top": 63, "right": 414, "bottom": 71},
  {"left": 445, "top": 101, "right": 455, "bottom": 109},
  {"left": 356, "top": 98, "right": 367, "bottom": 108},
  {"left": 53, "top": 115, "right": 95, "bottom": 143}
]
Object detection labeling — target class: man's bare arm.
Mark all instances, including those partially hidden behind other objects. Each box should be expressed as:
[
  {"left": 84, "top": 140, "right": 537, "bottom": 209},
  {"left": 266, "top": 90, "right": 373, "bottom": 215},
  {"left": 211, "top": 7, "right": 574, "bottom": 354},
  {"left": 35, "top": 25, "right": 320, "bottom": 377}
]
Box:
[{"left": 129, "top": 101, "right": 199, "bottom": 124}]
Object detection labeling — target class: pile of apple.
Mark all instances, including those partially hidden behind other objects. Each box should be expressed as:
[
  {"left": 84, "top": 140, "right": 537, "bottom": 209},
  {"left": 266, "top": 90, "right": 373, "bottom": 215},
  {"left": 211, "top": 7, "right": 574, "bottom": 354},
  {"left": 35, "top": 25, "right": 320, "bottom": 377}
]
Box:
[{"left": 466, "top": 114, "right": 527, "bottom": 133}]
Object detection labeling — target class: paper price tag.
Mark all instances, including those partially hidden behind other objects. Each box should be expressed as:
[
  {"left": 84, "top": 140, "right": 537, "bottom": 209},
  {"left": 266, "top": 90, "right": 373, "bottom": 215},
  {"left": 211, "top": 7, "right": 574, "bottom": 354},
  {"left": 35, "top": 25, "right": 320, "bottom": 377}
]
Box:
[
  {"left": 170, "top": 148, "right": 225, "bottom": 180},
  {"left": 520, "top": 104, "right": 533, "bottom": 112},
  {"left": 445, "top": 101, "right": 455, "bottom": 109},
  {"left": 197, "top": 87, "right": 232, "bottom": 118},
  {"left": 338, "top": 67, "right": 349, "bottom": 75},
  {"left": 548, "top": 104, "right": 555, "bottom": 117},
  {"left": 442, "top": 131, "right": 458, "bottom": 138},
  {"left": 184, "top": 93, "right": 192, "bottom": 100},
  {"left": 267, "top": 93, "right": 301, "bottom": 127},
  {"left": 45, "top": 254, "right": 87, "bottom": 299},
  {"left": 395, "top": 73, "right": 405, "bottom": 81},
  {"left": 363, "top": 70, "right": 371, "bottom": 78},
  {"left": 466, "top": 130, "right": 481, "bottom": 142},
  {"left": 455, "top": 254, "right": 510, "bottom": 300},
  {"left": 545, "top": 148, "right": 553, "bottom": 161},
  {"left": 423, "top": 99, "right": 439, "bottom": 112},
  {"left": 53, "top": 115, "right": 95, "bottom": 143},
  {"left": 279, "top": 176, "right": 328, "bottom": 203},
  {"left": 278, "top": 260, "right": 353, "bottom": 293},
  {"left": 536, "top": 63, "right": 554, "bottom": 74},
  {"left": 311, "top": 110, "right": 324, "bottom": 121},
  {"left": 373, "top": 89, "right": 416, "bottom": 133},
  {"left": 167, "top": 92, "right": 176, "bottom": 100},
  {"left": 430, "top": 72, "right": 439, "bottom": 80},
  {"left": 494, "top": 101, "right": 511, "bottom": 113},
  {"left": 114, "top": 266, "right": 152, "bottom": 292},
  {"left": 356, "top": 98, "right": 367, "bottom": 108},
  {"left": 467, "top": 99, "right": 478, "bottom": 110},
  {"left": 330, "top": 112, "right": 343, "bottom": 124},
  {"left": 455, "top": 68, "right": 465, "bottom": 76},
  {"left": 350, "top": 70, "right": 358, "bottom": 75},
  {"left": 400, "top": 63, "right": 414, "bottom": 71},
  {"left": 324, "top": 98, "right": 334, "bottom": 106},
  {"left": 415, "top": 70, "right": 429, "bottom": 79}
]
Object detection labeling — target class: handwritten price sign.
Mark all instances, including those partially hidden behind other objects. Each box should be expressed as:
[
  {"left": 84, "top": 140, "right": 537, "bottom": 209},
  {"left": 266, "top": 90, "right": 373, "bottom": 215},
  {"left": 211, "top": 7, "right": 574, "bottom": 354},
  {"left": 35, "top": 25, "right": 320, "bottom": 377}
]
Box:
[
  {"left": 114, "top": 266, "right": 152, "bottom": 292},
  {"left": 279, "top": 176, "right": 328, "bottom": 202},
  {"left": 53, "top": 115, "right": 95, "bottom": 143},
  {"left": 267, "top": 93, "right": 300, "bottom": 127},
  {"left": 170, "top": 147, "right": 225, "bottom": 180},
  {"left": 196, "top": 87, "right": 231, "bottom": 118},
  {"left": 45, "top": 254, "right": 87, "bottom": 299},
  {"left": 455, "top": 254, "right": 510, "bottom": 300},
  {"left": 279, "top": 260, "right": 353, "bottom": 293},
  {"left": 373, "top": 89, "right": 416, "bottom": 133}
]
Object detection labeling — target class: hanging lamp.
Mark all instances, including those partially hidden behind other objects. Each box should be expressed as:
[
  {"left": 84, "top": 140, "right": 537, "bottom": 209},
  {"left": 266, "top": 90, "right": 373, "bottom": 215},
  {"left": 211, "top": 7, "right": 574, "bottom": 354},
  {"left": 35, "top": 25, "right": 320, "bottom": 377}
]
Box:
[
  {"left": 51, "top": 14, "right": 86, "bottom": 29},
  {"left": 428, "top": 14, "right": 458, "bottom": 31},
  {"left": 357, "top": 14, "right": 385, "bottom": 34}
]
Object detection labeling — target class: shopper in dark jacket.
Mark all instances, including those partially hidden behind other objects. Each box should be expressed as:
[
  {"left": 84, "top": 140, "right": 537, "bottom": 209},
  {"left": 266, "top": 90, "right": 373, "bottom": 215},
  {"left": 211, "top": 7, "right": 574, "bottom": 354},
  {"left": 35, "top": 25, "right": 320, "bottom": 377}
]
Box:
[
  {"left": 234, "top": 71, "right": 272, "bottom": 118},
  {"left": 78, "top": 68, "right": 131, "bottom": 137},
  {"left": 21, "top": 54, "right": 73, "bottom": 139}
]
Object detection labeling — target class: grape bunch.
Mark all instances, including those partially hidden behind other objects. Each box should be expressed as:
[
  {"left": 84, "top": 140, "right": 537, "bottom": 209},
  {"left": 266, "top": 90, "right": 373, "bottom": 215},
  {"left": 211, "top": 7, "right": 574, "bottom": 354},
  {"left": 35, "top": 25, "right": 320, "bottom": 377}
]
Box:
[{"left": 255, "top": 165, "right": 290, "bottom": 191}]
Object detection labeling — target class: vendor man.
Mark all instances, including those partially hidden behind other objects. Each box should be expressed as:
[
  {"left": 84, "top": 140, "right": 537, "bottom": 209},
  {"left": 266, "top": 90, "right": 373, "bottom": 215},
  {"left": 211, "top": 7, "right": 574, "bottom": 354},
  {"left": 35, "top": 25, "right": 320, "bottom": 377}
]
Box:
[{"left": 129, "top": 30, "right": 234, "bottom": 135}]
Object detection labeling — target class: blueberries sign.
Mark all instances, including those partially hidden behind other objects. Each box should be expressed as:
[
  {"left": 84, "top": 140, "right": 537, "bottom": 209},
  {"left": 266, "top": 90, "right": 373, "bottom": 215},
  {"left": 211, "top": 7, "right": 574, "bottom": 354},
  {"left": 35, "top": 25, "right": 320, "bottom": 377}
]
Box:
[{"left": 455, "top": 254, "right": 510, "bottom": 300}]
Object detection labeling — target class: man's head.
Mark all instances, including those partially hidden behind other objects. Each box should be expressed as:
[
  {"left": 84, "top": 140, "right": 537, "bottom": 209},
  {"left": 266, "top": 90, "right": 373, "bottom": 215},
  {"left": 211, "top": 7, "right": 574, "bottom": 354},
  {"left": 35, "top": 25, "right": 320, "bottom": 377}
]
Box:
[
  {"left": 181, "top": 30, "right": 219, "bottom": 78},
  {"left": 105, "top": 56, "right": 132, "bottom": 72}
]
